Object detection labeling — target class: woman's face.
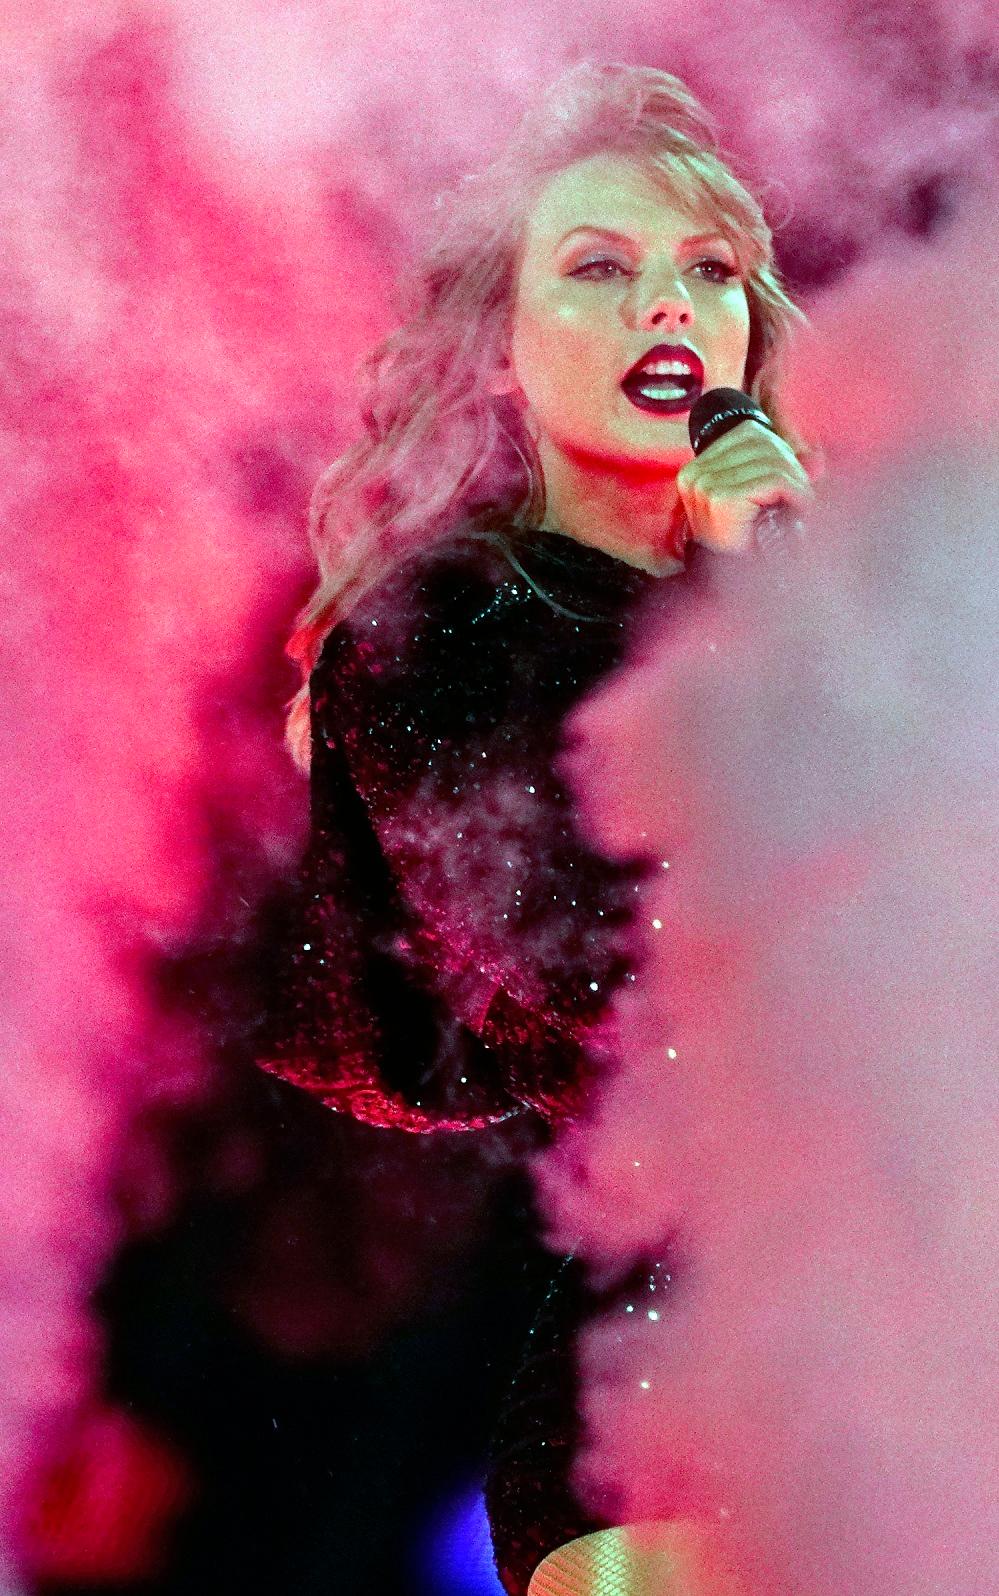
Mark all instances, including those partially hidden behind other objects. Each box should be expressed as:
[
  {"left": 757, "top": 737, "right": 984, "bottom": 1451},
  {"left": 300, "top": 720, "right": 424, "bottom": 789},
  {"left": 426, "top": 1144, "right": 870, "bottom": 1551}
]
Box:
[{"left": 497, "top": 152, "right": 752, "bottom": 469}]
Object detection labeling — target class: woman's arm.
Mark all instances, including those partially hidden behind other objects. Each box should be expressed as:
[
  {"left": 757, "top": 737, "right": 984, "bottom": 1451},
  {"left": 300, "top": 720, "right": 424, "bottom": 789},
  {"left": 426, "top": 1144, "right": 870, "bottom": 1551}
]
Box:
[{"left": 256, "top": 700, "right": 529, "bottom": 1133}]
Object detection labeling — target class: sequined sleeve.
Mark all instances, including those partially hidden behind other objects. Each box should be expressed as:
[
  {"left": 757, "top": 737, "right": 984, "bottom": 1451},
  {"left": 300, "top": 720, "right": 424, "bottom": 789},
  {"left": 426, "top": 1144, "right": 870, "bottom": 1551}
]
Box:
[{"left": 254, "top": 660, "right": 533, "bottom": 1133}]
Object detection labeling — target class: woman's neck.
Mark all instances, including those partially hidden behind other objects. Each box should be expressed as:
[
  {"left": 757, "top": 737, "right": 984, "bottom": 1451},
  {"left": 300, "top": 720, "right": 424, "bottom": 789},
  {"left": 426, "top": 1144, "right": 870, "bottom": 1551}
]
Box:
[{"left": 536, "top": 438, "right": 688, "bottom": 577}]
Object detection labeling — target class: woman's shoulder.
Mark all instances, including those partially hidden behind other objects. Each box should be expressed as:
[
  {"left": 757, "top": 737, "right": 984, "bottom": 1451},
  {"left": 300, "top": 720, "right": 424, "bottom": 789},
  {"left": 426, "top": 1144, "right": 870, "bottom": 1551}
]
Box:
[
  {"left": 366, "top": 520, "right": 517, "bottom": 607},
  {"left": 308, "top": 521, "right": 528, "bottom": 769},
  {"left": 313, "top": 522, "right": 521, "bottom": 680},
  {"left": 312, "top": 514, "right": 664, "bottom": 686}
]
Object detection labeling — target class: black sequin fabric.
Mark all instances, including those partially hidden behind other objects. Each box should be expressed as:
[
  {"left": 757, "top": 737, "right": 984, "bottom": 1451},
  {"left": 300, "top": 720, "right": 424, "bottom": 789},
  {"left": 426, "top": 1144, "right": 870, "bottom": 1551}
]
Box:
[
  {"left": 255, "top": 518, "right": 680, "bottom": 1592},
  {"left": 483, "top": 1251, "right": 678, "bottom": 1595},
  {"left": 256, "top": 519, "right": 664, "bottom": 1132}
]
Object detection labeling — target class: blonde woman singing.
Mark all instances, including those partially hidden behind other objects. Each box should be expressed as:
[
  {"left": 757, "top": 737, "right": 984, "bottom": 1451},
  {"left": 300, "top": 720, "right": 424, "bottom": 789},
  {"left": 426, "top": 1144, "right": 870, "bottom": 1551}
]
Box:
[{"left": 258, "top": 60, "right": 819, "bottom": 1595}]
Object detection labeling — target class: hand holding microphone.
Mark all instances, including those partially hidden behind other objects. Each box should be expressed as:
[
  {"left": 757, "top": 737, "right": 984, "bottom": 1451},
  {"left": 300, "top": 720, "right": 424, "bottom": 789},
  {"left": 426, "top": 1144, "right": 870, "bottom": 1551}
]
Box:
[{"left": 678, "top": 387, "right": 816, "bottom": 561}]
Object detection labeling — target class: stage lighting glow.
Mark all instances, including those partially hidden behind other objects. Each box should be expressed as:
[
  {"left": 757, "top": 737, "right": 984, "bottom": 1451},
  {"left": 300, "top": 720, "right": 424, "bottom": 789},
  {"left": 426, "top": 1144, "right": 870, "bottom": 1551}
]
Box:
[{"left": 411, "top": 1478, "right": 506, "bottom": 1596}]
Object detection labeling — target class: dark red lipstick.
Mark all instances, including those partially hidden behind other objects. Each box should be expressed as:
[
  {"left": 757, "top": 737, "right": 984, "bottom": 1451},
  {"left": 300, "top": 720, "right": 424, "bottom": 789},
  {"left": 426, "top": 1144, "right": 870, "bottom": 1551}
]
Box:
[{"left": 621, "top": 342, "right": 705, "bottom": 416}]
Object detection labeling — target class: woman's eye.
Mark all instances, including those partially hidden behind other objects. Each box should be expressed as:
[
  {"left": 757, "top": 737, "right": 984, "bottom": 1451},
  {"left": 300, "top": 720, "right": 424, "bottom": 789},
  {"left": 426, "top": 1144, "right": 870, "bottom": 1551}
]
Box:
[
  {"left": 569, "top": 257, "right": 630, "bottom": 280},
  {"left": 693, "top": 257, "right": 739, "bottom": 283},
  {"left": 569, "top": 256, "right": 738, "bottom": 284}
]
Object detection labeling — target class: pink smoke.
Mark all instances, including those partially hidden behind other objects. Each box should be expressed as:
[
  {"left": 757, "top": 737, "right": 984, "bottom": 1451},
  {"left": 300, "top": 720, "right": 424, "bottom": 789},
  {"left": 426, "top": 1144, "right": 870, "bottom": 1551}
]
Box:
[
  {"left": 0, "top": 10, "right": 364, "bottom": 1575},
  {"left": 3, "top": 0, "right": 998, "bottom": 1587}
]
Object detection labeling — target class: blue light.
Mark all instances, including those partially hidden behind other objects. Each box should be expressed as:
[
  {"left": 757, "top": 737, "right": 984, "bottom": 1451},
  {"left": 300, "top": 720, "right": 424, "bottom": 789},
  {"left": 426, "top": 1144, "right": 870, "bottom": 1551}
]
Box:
[{"left": 410, "top": 1476, "right": 507, "bottom": 1596}]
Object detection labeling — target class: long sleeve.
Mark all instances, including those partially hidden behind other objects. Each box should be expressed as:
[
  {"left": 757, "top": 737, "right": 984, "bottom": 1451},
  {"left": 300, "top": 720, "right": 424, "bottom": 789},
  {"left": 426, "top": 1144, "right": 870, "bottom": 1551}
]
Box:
[
  {"left": 255, "top": 655, "right": 533, "bottom": 1131},
  {"left": 256, "top": 527, "right": 657, "bottom": 1133}
]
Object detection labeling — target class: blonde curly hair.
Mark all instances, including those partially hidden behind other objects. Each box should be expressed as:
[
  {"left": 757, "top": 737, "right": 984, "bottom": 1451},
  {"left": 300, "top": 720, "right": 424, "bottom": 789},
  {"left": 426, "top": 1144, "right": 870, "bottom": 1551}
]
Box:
[{"left": 285, "top": 61, "right": 817, "bottom": 772}]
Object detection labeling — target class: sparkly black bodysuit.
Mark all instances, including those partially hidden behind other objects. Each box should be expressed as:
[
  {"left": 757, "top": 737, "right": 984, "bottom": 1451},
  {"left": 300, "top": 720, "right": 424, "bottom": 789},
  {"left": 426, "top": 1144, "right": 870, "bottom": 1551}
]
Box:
[
  {"left": 258, "top": 521, "right": 664, "bottom": 1132},
  {"left": 256, "top": 520, "right": 677, "bottom": 1592}
]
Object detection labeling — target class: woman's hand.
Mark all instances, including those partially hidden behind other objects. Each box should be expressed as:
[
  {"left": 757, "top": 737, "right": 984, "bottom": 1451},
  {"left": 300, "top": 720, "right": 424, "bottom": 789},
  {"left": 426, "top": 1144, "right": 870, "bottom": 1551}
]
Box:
[{"left": 676, "top": 418, "right": 817, "bottom": 556}]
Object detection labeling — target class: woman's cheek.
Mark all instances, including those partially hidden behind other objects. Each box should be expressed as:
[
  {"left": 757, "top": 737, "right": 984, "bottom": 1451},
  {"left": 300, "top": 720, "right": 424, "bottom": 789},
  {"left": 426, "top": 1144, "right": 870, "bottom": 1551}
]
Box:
[
  {"left": 511, "top": 290, "right": 621, "bottom": 435},
  {"left": 512, "top": 308, "right": 585, "bottom": 404}
]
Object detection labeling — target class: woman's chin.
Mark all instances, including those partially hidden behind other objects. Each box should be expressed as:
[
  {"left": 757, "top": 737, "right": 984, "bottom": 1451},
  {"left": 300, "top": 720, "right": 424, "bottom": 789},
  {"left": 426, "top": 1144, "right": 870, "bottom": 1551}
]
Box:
[
  {"left": 610, "top": 403, "right": 697, "bottom": 454},
  {"left": 605, "top": 426, "right": 694, "bottom": 469},
  {"left": 550, "top": 421, "right": 694, "bottom": 473}
]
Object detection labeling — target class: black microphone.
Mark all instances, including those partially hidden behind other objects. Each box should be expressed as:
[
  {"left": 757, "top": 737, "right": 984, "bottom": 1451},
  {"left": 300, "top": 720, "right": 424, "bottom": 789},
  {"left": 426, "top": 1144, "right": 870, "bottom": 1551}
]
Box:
[{"left": 688, "top": 387, "right": 806, "bottom": 560}]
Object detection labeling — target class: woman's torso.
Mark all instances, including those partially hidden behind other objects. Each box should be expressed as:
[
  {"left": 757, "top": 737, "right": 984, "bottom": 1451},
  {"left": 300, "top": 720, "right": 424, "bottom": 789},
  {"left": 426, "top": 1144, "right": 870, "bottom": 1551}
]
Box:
[{"left": 258, "top": 520, "right": 678, "bottom": 1132}]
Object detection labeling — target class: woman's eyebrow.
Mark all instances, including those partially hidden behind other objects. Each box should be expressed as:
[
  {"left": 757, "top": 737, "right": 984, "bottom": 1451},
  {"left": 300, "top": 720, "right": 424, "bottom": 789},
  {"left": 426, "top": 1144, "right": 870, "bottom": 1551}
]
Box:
[{"left": 555, "top": 224, "right": 731, "bottom": 250}]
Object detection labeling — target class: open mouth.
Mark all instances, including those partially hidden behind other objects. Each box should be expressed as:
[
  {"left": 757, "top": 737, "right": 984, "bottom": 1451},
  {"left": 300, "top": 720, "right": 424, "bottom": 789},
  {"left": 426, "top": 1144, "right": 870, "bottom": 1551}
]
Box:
[{"left": 620, "top": 344, "right": 705, "bottom": 417}]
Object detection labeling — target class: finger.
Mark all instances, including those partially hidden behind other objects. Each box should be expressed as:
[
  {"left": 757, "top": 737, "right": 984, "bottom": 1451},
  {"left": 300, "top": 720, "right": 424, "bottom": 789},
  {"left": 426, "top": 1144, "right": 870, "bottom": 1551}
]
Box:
[
  {"left": 693, "top": 444, "right": 809, "bottom": 487},
  {"left": 692, "top": 416, "right": 778, "bottom": 460},
  {"left": 681, "top": 452, "right": 807, "bottom": 498},
  {"left": 692, "top": 420, "right": 802, "bottom": 471},
  {"left": 685, "top": 464, "right": 812, "bottom": 497}
]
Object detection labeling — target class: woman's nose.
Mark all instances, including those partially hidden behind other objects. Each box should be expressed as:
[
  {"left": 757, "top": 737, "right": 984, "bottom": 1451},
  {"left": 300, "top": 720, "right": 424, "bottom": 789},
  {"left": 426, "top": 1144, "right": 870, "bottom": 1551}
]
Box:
[{"left": 633, "top": 274, "right": 693, "bottom": 332}]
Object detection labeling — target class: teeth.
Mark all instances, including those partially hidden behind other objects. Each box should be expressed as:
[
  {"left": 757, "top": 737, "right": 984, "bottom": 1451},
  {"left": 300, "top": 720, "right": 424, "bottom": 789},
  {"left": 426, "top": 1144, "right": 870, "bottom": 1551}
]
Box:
[
  {"left": 639, "top": 361, "right": 698, "bottom": 377},
  {"left": 636, "top": 384, "right": 691, "bottom": 399}
]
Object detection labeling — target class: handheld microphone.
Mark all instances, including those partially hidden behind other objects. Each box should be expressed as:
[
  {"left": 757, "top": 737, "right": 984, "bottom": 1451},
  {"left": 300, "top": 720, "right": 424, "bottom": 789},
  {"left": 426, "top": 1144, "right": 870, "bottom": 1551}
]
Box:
[{"left": 688, "top": 387, "right": 806, "bottom": 560}]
